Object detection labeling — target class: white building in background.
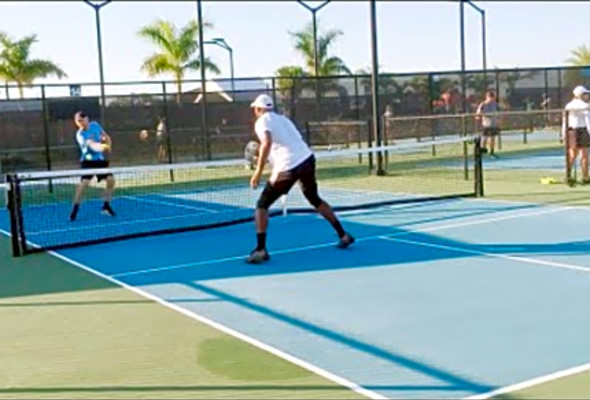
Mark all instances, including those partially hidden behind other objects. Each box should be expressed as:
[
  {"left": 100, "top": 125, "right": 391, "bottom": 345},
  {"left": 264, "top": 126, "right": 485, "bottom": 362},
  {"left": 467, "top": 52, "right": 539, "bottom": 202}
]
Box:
[{"left": 184, "top": 78, "right": 272, "bottom": 104}]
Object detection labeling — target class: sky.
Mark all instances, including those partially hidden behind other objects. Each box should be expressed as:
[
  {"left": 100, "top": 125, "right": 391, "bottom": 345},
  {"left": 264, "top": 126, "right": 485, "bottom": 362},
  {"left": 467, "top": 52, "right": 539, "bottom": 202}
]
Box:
[{"left": 0, "top": 1, "right": 589, "bottom": 98}]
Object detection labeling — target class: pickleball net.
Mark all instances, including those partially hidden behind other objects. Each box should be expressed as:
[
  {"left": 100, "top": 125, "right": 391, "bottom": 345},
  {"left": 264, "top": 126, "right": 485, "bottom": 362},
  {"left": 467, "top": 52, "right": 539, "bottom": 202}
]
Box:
[{"left": 4, "top": 135, "right": 482, "bottom": 256}]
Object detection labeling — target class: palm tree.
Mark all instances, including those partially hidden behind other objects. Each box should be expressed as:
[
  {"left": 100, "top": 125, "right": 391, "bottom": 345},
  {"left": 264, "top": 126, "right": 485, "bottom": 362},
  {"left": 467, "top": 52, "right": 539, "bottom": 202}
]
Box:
[
  {"left": 355, "top": 68, "right": 403, "bottom": 95},
  {"left": 289, "top": 20, "right": 351, "bottom": 96},
  {"left": 0, "top": 32, "right": 67, "bottom": 98},
  {"left": 290, "top": 21, "right": 351, "bottom": 77},
  {"left": 565, "top": 44, "right": 590, "bottom": 88},
  {"left": 275, "top": 66, "right": 307, "bottom": 99},
  {"left": 275, "top": 65, "right": 307, "bottom": 117},
  {"left": 137, "top": 19, "right": 220, "bottom": 103}
]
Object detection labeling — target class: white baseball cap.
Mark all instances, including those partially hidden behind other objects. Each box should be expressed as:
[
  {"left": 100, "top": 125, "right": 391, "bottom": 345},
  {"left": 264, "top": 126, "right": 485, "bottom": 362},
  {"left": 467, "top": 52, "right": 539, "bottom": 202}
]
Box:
[
  {"left": 573, "top": 85, "right": 590, "bottom": 96},
  {"left": 250, "top": 94, "right": 274, "bottom": 109}
]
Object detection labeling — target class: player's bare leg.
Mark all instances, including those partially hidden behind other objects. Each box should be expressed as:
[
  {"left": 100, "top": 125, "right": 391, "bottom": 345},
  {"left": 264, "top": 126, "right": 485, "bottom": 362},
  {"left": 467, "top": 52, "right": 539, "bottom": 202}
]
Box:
[
  {"left": 101, "top": 176, "right": 116, "bottom": 216},
  {"left": 581, "top": 147, "right": 589, "bottom": 183},
  {"left": 70, "top": 179, "right": 90, "bottom": 221}
]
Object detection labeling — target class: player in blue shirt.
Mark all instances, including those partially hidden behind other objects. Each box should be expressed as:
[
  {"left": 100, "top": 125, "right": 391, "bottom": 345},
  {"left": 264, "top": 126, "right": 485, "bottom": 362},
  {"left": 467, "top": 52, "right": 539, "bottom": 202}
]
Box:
[{"left": 69, "top": 111, "right": 116, "bottom": 221}]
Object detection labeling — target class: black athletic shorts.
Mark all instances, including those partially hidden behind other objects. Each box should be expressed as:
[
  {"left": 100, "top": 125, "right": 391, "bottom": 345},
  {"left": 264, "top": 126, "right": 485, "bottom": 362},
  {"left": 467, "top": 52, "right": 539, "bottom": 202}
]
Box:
[
  {"left": 257, "top": 155, "right": 323, "bottom": 209},
  {"left": 567, "top": 127, "right": 590, "bottom": 148},
  {"left": 482, "top": 127, "right": 500, "bottom": 137},
  {"left": 80, "top": 160, "right": 112, "bottom": 182}
]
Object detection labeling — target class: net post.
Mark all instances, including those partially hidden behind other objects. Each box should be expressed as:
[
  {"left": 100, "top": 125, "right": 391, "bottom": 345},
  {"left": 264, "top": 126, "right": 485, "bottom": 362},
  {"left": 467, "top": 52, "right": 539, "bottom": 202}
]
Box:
[
  {"left": 473, "top": 138, "right": 484, "bottom": 197},
  {"left": 6, "top": 174, "right": 25, "bottom": 257},
  {"left": 161, "top": 82, "right": 175, "bottom": 183},
  {"left": 41, "top": 85, "right": 53, "bottom": 193}
]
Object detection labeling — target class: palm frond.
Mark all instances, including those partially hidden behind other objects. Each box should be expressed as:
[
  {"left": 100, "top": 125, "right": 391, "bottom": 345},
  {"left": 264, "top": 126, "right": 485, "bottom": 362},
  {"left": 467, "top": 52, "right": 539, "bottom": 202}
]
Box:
[
  {"left": 182, "top": 58, "right": 220, "bottom": 75},
  {"left": 140, "top": 54, "right": 175, "bottom": 77},
  {"left": 137, "top": 20, "right": 175, "bottom": 55}
]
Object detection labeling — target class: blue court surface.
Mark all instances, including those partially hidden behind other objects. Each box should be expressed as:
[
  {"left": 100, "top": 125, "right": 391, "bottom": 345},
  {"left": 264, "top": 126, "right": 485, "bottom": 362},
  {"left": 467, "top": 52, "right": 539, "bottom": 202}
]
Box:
[{"left": 2, "top": 192, "right": 590, "bottom": 400}]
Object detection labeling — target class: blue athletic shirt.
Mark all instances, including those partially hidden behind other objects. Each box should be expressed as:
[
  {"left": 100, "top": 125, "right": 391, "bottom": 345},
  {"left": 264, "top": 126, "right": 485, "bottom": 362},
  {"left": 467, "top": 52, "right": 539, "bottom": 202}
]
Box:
[{"left": 76, "top": 121, "right": 105, "bottom": 162}]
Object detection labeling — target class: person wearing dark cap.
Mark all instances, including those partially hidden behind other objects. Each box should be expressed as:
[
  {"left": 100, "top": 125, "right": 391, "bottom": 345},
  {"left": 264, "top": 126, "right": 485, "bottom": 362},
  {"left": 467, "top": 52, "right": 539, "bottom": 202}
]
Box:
[{"left": 69, "top": 111, "right": 116, "bottom": 221}]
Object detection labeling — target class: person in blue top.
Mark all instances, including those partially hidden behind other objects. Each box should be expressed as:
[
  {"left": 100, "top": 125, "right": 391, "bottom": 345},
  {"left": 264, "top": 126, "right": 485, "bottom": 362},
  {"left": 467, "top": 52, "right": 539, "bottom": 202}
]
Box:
[{"left": 69, "top": 111, "right": 116, "bottom": 221}]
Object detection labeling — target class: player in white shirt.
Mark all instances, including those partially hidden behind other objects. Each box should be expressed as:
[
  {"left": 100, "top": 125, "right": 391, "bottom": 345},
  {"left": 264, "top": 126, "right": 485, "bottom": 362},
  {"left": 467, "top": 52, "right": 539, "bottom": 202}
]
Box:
[
  {"left": 562, "top": 85, "right": 590, "bottom": 185},
  {"left": 246, "top": 94, "right": 355, "bottom": 264}
]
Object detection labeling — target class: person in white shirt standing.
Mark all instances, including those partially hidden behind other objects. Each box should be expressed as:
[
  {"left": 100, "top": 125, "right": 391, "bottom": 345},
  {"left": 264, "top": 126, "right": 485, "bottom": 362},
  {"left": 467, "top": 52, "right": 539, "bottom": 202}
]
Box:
[
  {"left": 562, "top": 85, "right": 590, "bottom": 185},
  {"left": 247, "top": 94, "right": 355, "bottom": 264}
]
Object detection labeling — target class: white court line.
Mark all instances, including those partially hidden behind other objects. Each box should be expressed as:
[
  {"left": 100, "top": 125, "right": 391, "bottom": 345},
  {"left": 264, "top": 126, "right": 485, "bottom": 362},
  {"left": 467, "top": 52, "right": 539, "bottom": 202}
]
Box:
[
  {"left": 112, "top": 204, "right": 569, "bottom": 278},
  {"left": 122, "top": 194, "right": 219, "bottom": 213},
  {"left": 0, "top": 228, "right": 385, "bottom": 400},
  {"left": 381, "top": 236, "right": 590, "bottom": 275},
  {"left": 464, "top": 361, "right": 590, "bottom": 399}
]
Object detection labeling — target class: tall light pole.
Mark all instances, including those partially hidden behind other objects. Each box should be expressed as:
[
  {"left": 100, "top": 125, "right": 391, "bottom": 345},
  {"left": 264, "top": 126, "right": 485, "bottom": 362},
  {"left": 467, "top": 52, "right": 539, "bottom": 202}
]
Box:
[
  {"left": 296, "top": 0, "right": 331, "bottom": 121},
  {"left": 459, "top": 0, "right": 467, "bottom": 113},
  {"left": 466, "top": 1, "right": 487, "bottom": 72},
  {"left": 370, "top": 0, "right": 384, "bottom": 176},
  {"left": 196, "top": 0, "right": 210, "bottom": 160},
  {"left": 203, "top": 38, "right": 235, "bottom": 99},
  {"left": 83, "top": 0, "right": 111, "bottom": 123}
]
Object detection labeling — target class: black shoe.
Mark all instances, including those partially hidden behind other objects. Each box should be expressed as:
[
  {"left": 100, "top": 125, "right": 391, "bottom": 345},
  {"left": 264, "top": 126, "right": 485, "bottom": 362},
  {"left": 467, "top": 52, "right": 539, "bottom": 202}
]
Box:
[
  {"left": 246, "top": 248, "right": 270, "bottom": 264},
  {"left": 101, "top": 203, "right": 116, "bottom": 217},
  {"left": 480, "top": 147, "right": 488, "bottom": 154},
  {"left": 69, "top": 204, "right": 79, "bottom": 222},
  {"left": 567, "top": 178, "right": 577, "bottom": 187},
  {"left": 337, "top": 233, "right": 355, "bottom": 249}
]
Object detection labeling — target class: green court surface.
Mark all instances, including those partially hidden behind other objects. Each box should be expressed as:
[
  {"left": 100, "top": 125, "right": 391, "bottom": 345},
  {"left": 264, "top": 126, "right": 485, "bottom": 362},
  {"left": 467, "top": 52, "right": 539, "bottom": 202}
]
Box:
[{"left": 0, "top": 234, "right": 363, "bottom": 400}]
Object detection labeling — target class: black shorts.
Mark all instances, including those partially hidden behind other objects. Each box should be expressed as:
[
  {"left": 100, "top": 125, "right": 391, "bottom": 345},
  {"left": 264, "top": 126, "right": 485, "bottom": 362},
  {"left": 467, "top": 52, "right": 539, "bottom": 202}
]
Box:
[
  {"left": 80, "top": 160, "right": 112, "bottom": 182},
  {"left": 482, "top": 127, "right": 500, "bottom": 137},
  {"left": 568, "top": 127, "right": 590, "bottom": 148},
  {"left": 257, "top": 155, "right": 323, "bottom": 209}
]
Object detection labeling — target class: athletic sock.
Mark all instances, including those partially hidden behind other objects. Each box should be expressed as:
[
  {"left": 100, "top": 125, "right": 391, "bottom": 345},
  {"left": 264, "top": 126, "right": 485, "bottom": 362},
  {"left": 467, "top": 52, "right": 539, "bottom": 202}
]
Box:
[{"left": 256, "top": 233, "right": 267, "bottom": 251}]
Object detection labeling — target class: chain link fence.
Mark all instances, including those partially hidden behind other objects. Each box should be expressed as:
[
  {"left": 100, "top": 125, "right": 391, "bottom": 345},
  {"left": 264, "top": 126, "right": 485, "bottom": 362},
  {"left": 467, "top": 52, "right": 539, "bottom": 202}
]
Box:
[{"left": 0, "top": 65, "right": 586, "bottom": 174}]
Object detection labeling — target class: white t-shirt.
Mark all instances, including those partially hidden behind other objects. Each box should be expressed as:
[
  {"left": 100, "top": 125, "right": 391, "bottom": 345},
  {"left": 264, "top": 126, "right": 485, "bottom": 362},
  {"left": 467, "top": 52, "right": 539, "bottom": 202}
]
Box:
[
  {"left": 254, "top": 111, "right": 313, "bottom": 181},
  {"left": 563, "top": 98, "right": 590, "bottom": 138}
]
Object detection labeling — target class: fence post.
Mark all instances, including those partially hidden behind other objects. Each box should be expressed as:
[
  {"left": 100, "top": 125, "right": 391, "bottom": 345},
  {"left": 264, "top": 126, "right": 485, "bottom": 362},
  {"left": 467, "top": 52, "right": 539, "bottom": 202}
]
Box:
[
  {"left": 354, "top": 76, "right": 360, "bottom": 121},
  {"left": 557, "top": 69, "right": 563, "bottom": 108},
  {"left": 161, "top": 82, "right": 175, "bottom": 183},
  {"left": 41, "top": 85, "right": 53, "bottom": 193},
  {"left": 367, "top": 119, "right": 373, "bottom": 173},
  {"left": 271, "top": 78, "right": 277, "bottom": 113}
]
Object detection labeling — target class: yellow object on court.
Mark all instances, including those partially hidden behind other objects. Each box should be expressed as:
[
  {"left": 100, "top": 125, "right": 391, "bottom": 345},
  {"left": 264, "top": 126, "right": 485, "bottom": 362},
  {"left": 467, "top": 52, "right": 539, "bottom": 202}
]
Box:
[{"left": 540, "top": 177, "right": 557, "bottom": 185}]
